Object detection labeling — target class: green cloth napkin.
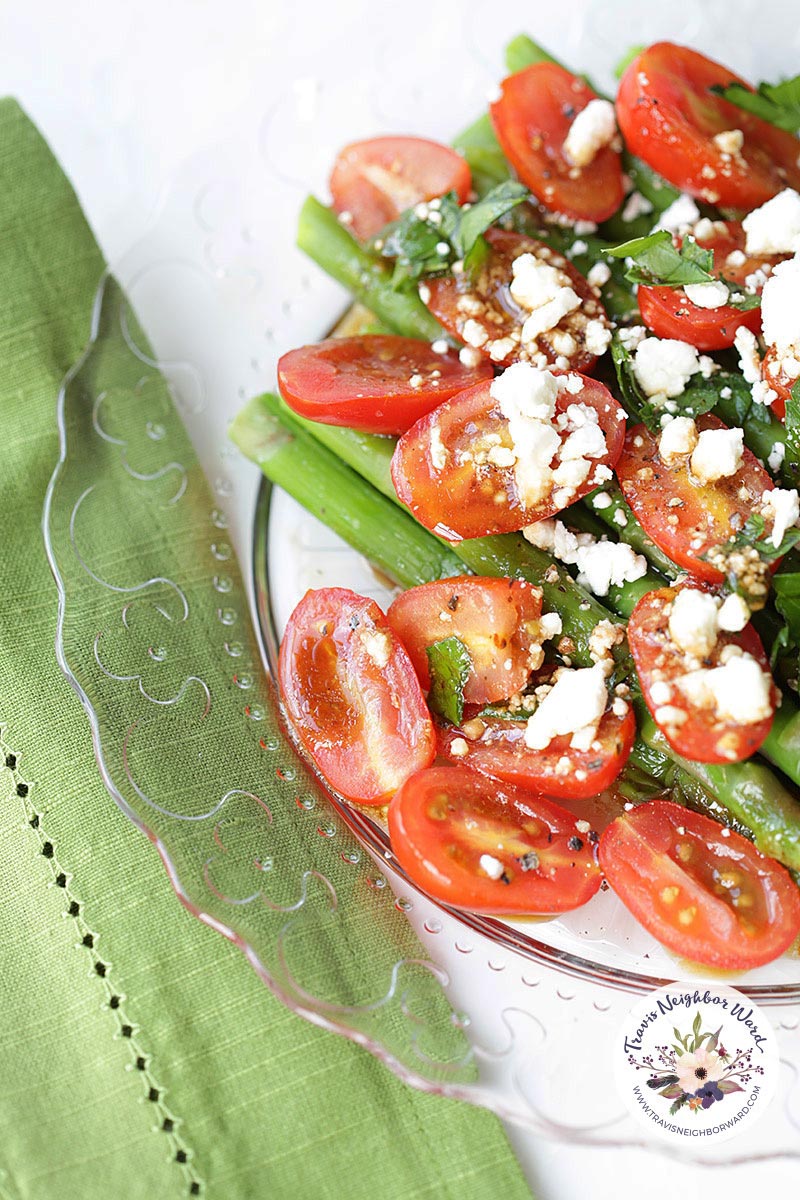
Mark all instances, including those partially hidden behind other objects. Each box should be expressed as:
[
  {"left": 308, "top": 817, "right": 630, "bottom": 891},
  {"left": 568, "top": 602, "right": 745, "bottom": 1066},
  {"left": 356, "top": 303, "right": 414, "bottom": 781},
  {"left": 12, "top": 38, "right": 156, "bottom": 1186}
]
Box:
[{"left": 0, "top": 99, "right": 533, "bottom": 1200}]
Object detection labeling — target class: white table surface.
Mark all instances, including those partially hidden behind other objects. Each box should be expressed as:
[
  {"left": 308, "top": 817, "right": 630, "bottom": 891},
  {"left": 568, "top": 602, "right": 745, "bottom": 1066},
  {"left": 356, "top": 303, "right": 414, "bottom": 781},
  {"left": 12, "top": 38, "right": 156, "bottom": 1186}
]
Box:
[{"left": 5, "top": 0, "right": 800, "bottom": 1195}]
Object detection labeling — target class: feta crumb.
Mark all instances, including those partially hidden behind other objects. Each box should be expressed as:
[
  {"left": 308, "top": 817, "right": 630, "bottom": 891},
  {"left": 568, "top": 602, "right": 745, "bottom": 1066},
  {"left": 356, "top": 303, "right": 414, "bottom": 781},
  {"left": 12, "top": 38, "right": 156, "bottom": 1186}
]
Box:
[
  {"left": 684, "top": 280, "right": 729, "bottom": 309},
  {"left": 490, "top": 365, "right": 561, "bottom": 507},
  {"left": 418, "top": 283, "right": 431, "bottom": 304},
  {"left": 633, "top": 337, "right": 702, "bottom": 399},
  {"left": 523, "top": 519, "right": 646, "bottom": 596},
  {"left": 524, "top": 665, "right": 608, "bottom": 750},
  {"left": 717, "top": 592, "right": 751, "bottom": 632},
  {"left": 459, "top": 346, "right": 483, "bottom": 368},
  {"left": 678, "top": 654, "right": 773, "bottom": 724},
  {"left": 650, "top": 680, "right": 673, "bottom": 706},
  {"left": 587, "top": 261, "right": 611, "bottom": 288},
  {"left": 613, "top": 508, "right": 627, "bottom": 527},
  {"left": 655, "top": 193, "right": 701, "bottom": 234},
  {"left": 449, "top": 737, "right": 469, "bottom": 758},
  {"left": 743, "top": 189, "right": 800, "bottom": 256},
  {"left": 479, "top": 853, "right": 505, "bottom": 880},
  {"left": 760, "top": 254, "right": 800, "bottom": 354},
  {"left": 668, "top": 589, "right": 721, "bottom": 658},
  {"left": 622, "top": 190, "right": 654, "bottom": 223},
  {"left": 431, "top": 338, "right": 449, "bottom": 355},
  {"left": 360, "top": 627, "right": 392, "bottom": 669},
  {"left": 690, "top": 427, "right": 744, "bottom": 485},
  {"left": 733, "top": 325, "right": 762, "bottom": 384},
  {"left": 768, "top": 442, "right": 786, "bottom": 473},
  {"left": 618, "top": 324, "right": 647, "bottom": 351},
  {"left": 462, "top": 318, "right": 489, "bottom": 348},
  {"left": 593, "top": 491, "right": 612, "bottom": 509},
  {"left": 562, "top": 99, "right": 618, "bottom": 168},
  {"left": 659, "top": 416, "right": 698, "bottom": 466},
  {"left": 429, "top": 424, "right": 447, "bottom": 471},
  {"left": 713, "top": 128, "right": 744, "bottom": 156},
  {"left": 762, "top": 486, "right": 800, "bottom": 548},
  {"left": 539, "top": 612, "right": 563, "bottom": 640},
  {"left": 584, "top": 318, "right": 612, "bottom": 357}
]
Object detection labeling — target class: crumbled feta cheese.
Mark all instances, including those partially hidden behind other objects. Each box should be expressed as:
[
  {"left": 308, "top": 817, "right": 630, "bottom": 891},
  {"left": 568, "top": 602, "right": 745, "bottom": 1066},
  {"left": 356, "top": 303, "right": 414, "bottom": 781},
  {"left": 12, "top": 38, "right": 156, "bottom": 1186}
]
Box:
[
  {"left": 584, "top": 318, "right": 613, "bottom": 357},
  {"left": 717, "top": 592, "right": 751, "bottom": 632},
  {"left": 733, "top": 324, "right": 762, "bottom": 386},
  {"left": 509, "top": 254, "right": 568, "bottom": 311},
  {"left": 449, "top": 737, "right": 469, "bottom": 758},
  {"left": 524, "top": 665, "right": 608, "bottom": 750},
  {"left": 650, "top": 680, "right": 673, "bottom": 707},
  {"left": 559, "top": 421, "right": 608, "bottom": 462},
  {"left": 538, "top": 613, "right": 562, "bottom": 643},
  {"left": 575, "top": 542, "right": 648, "bottom": 597},
  {"left": 668, "top": 589, "right": 721, "bottom": 659},
  {"left": 659, "top": 416, "right": 698, "bottom": 466},
  {"left": 479, "top": 853, "right": 505, "bottom": 880},
  {"left": 762, "top": 486, "right": 800, "bottom": 548},
  {"left": 769, "top": 442, "right": 786, "bottom": 473},
  {"left": 752, "top": 380, "right": 778, "bottom": 407},
  {"left": 713, "top": 128, "right": 744, "bottom": 156},
  {"left": 563, "top": 99, "right": 618, "bottom": 168},
  {"left": 622, "top": 190, "right": 654, "bottom": 222},
  {"left": 490, "top": 365, "right": 561, "bottom": 507},
  {"left": 588, "top": 619, "right": 625, "bottom": 675},
  {"left": 726, "top": 248, "right": 747, "bottom": 268},
  {"left": 618, "top": 324, "right": 647, "bottom": 351},
  {"left": 593, "top": 491, "right": 612, "bottom": 509},
  {"left": 690, "top": 427, "right": 744, "bottom": 485},
  {"left": 684, "top": 280, "right": 729, "bottom": 309},
  {"left": 760, "top": 254, "right": 800, "bottom": 354},
  {"left": 587, "top": 261, "right": 612, "bottom": 288},
  {"left": 458, "top": 346, "right": 483, "bottom": 368},
  {"left": 360, "top": 627, "right": 392, "bottom": 669},
  {"left": 633, "top": 337, "right": 702, "bottom": 399},
  {"left": 418, "top": 283, "right": 431, "bottom": 304},
  {"left": 678, "top": 654, "right": 773, "bottom": 724},
  {"left": 521, "top": 291, "right": 582, "bottom": 344},
  {"left": 655, "top": 194, "right": 701, "bottom": 234},
  {"left": 743, "top": 189, "right": 800, "bottom": 256},
  {"left": 429, "top": 424, "right": 447, "bottom": 471},
  {"left": 431, "top": 338, "right": 449, "bottom": 355},
  {"left": 461, "top": 318, "right": 489, "bottom": 348}
]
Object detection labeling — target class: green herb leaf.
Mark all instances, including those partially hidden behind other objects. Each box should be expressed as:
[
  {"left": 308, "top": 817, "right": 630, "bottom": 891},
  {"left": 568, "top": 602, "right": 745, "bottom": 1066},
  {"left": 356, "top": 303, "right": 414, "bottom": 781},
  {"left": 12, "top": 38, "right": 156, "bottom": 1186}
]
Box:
[
  {"left": 785, "top": 378, "right": 800, "bottom": 473},
  {"left": 478, "top": 702, "right": 536, "bottom": 721},
  {"left": 374, "top": 182, "right": 528, "bottom": 286},
  {"left": 614, "top": 44, "right": 645, "bottom": 80},
  {"left": 711, "top": 75, "right": 800, "bottom": 133},
  {"left": 606, "top": 231, "right": 714, "bottom": 286},
  {"left": 425, "top": 636, "right": 472, "bottom": 725}
]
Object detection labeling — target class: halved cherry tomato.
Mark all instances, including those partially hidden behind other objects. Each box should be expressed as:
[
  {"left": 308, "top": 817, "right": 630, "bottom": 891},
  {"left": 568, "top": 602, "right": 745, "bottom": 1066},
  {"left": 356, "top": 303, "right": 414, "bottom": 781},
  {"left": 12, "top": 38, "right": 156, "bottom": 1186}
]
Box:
[
  {"left": 489, "top": 63, "right": 625, "bottom": 223},
  {"left": 391, "top": 373, "right": 626, "bottom": 540},
  {"left": 638, "top": 222, "right": 770, "bottom": 351},
  {"left": 617, "top": 43, "right": 800, "bottom": 210},
  {"left": 277, "top": 335, "right": 493, "bottom": 435},
  {"left": 387, "top": 576, "right": 543, "bottom": 704},
  {"left": 329, "top": 136, "right": 471, "bottom": 241},
  {"left": 599, "top": 800, "right": 800, "bottom": 969},
  {"left": 615, "top": 415, "right": 777, "bottom": 583},
  {"left": 759, "top": 346, "right": 796, "bottom": 421},
  {"left": 278, "top": 588, "right": 435, "bottom": 806},
  {"left": 424, "top": 229, "right": 609, "bottom": 371},
  {"left": 437, "top": 705, "right": 636, "bottom": 801},
  {"left": 388, "top": 766, "right": 602, "bottom": 914},
  {"left": 628, "top": 584, "right": 777, "bottom": 763}
]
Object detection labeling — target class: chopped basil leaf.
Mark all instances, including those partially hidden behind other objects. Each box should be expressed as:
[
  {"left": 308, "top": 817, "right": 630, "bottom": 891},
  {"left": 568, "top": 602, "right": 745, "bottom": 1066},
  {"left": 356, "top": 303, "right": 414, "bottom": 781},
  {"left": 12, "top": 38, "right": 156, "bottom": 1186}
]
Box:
[
  {"left": 711, "top": 75, "right": 800, "bottom": 134},
  {"left": 425, "top": 636, "right": 472, "bottom": 725},
  {"left": 725, "top": 514, "right": 800, "bottom": 564},
  {"left": 478, "top": 702, "right": 536, "bottom": 721},
  {"left": 606, "top": 231, "right": 714, "bottom": 286},
  {"left": 374, "top": 181, "right": 529, "bottom": 287},
  {"left": 785, "top": 378, "right": 800, "bottom": 475},
  {"left": 605, "top": 230, "right": 759, "bottom": 312},
  {"left": 610, "top": 335, "right": 718, "bottom": 432},
  {"left": 773, "top": 570, "right": 800, "bottom": 675}
]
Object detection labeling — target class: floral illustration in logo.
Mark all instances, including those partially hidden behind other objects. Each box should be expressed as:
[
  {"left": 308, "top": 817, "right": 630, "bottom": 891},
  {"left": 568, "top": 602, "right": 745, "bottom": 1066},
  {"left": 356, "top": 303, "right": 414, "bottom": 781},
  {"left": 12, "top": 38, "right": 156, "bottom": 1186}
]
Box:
[{"left": 627, "top": 1011, "right": 764, "bottom": 1117}]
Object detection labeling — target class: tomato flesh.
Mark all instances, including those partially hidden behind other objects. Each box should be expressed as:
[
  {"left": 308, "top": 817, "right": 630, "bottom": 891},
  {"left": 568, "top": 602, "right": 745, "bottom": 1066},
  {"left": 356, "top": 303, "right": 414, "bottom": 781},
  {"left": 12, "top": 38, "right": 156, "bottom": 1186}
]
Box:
[
  {"left": 387, "top": 576, "right": 543, "bottom": 704},
  {"left": 392, "top": 373, "right": 626, "bottom": 540},
  {"left": 599, "top": 800, "right": 800, "bottom": 969},
  {"left": 424, "top": 229, "right": 609, "bottom": 371},
  {"left": 437, "top": 705, "right": 636, "bottom": 801},
  {"left": 388, "top": 766, "right": 602, "bottom": 914},
  {"left": 615, "top": 415, "right": 776, "bottom": 583},
  {"left": 277, "top": 335, "right": 493, "bottom": 435},
  {"left": 637, "top": 221, "right": 779, "bottom": 351},
  {"left": 329, "top": 136, "right": 471, "bottom": 241},
  {"left": 617, "top": 43, "right": 800, "bottom": 210},
  {"left": 278, "top": 588, "right": 435, "bottom": 806},
  {"left": 628, "top": 585, "right": 777, "bottom": 763},
  {"left": 490, "top": 63, "right": 625, "bottom": 223},
  {"left": 760, "top": 345, "right": 796, "bottom": 421}
]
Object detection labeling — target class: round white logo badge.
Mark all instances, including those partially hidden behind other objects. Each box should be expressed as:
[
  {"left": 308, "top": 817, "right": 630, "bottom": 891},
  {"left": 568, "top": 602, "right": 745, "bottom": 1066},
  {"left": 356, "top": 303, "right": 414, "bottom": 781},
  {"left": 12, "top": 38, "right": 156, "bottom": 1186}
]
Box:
[{"left": 614, "top": 983, "right": 778, "bottom": 1143}]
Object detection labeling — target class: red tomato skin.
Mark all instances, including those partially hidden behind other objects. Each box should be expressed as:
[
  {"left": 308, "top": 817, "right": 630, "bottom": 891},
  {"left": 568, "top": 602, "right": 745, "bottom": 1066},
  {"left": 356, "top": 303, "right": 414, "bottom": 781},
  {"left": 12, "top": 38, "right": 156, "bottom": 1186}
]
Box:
[
  {"left": 760, "top": 346, "right": 794, "bottom": 421},
  {"left": 617, "top": 44, "right": 800, "bottom": 210},
  {"left": 392, "top": 374, "right": 627, "bottom": 541},
  {"left": 277, "top": 335, "right": 493, "bottom": 435},
  {"left": 425, "top": 229, "right": 609, "bottom": 372},
  {"left": 386, "top": 576, "right": 543, "bottom": 704},
  {"left": 637, "top": 286, "right": 761, "bottom": 352},
  {"left": 489, "top": 63, "right": 624, "bottom": 223},
  {"left": 437, "top": 707, "right": 636, "bottom": 800},
  {"left": 615, "top": 415, "right": 777, "bottom": 583},
  {"left": 388, "top": 765, "right": 602, "bottom": 914},
  {"left": 329, "top": 136, "right": 471, "bottom": 241},
  {"left": 628, "top": 585, "right": 777, "bottom": 763},
  {"left": 278, "top": 588, "right": 435, "bottom": 806},
  {"left": 599, "top": 800, "right": 800, "bottom": 969}
]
